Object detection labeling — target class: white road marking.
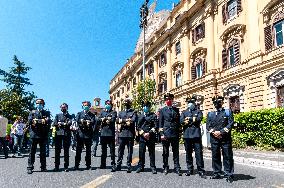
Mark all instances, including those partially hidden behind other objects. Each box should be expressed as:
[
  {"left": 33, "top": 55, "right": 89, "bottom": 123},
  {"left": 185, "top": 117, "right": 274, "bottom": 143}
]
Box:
[{"left": 81, "top": 174, "right": 112, "bottom": 188}]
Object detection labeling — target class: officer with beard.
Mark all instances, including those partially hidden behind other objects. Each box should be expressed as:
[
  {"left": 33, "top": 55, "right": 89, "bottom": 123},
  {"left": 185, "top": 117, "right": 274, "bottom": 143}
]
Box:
[
  {"left": 115, "top": 98, "right": 137, "bottom": 173},
  {"left": 27, "top": 99, "right": 51, "bottom": 174},
  {"left": 159, "top": 93, "right": 182, "bottom": 176},
  {"left": 136, "top": 101, "right": 158, "bottom": 174},
  {"left": 53, "top": 103, "right": 73, "bottom": 172},
  {"left": 98, "top": 100, "right": 117, "bottom": 172},
  {"left": 206, "top": 96, "right": 234, "bottom": 183},
  {"left": 74, "top": 101, "right": 96, "bottom": 170},
  {"left": 180, "top": 95, "right": 206, "bottom": 178}
]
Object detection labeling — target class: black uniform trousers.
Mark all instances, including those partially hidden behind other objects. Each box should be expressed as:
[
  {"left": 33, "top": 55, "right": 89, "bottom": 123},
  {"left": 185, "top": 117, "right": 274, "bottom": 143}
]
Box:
[
  {"left": 211, "top": 142, "right": 234, "bottom": 176},
  {"left": 100, "top": 136, "right": 116, "bottom": 166},
  {"left": 138, "top": 140, "right": 155, "bottom": 168},
  {"left": 0, "top": 137, "right": 8, "bottom": 158},
  {"left": 75, "top": 136, "right": 92, "bottom": 167},
  {"left": 117, "top": 137, "right": 134, "bottom": 167},
  {"left": 184, "top": 138, "right": 205, "bottom": 172},
  {"left": 54, "top": 135, "right": 71, "bottom": 168},
  {"left": 27, "top": 138, "right": 47, "bottom": 170},
  {"left": 162, "top": 137, "right": 180, "bottom": 170}
]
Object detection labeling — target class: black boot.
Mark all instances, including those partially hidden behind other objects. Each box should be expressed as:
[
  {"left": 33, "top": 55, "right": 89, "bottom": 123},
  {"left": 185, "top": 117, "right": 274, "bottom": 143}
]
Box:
[
  {"left": 163, "top": 167, "right": 169, "bottom": 175},
  {"left": 100, "top": 164, "right": 106, "bottom": 169},
  {"left": 226, "top": 176, "right": 234, "bottom": 183},
  {"left": 53, "top": 167, "right": 59, "bottom": 172},
  {"left": 175, "top": 168, "right": 182, "bottom": 176},
  {"left": 115, "top": 164, "right": 121, "bottom": 171},
  {"left": 211, "top": 174, "right": 222, "bottom": 179},
  {"left": 151, "top": 167, "right": 157, "bottom": 174},
  {"left": 127, "top": 166, "right": 132, "bottom": 173},
  {"left": 136, "top": 166, "right": 144, "bottom": 173},
  {"left": 199, "top": 171, "right": 206, "bottom": 179},
  {"left": 27, "top": 169, "right": 33, "bottom": 174},
  {"left": 185, "top": 170, "right": 194, "bottom": 176},
  {"left": 111, "top": 165, "right": 116, "bottom": 172}
]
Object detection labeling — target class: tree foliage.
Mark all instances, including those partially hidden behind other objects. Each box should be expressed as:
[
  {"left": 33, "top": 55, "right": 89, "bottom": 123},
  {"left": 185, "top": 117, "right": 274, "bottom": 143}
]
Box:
[
  {"left": 131, "top": 78, "right": 156, "bottom": 112},
  {"left": 0, "top": 56, "right": 36, "bottom": 121}
]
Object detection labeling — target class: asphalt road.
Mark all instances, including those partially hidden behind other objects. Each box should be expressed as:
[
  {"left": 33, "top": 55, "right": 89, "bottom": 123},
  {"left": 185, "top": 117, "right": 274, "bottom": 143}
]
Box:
[{"left": 0, "top": 144, "right": 283, "bottom": 188}]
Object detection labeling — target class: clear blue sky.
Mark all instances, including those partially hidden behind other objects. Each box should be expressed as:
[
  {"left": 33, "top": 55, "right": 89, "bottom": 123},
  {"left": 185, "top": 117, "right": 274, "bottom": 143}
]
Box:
[{"left": 0, "top": 0, "right": 179, "bottom": 116}]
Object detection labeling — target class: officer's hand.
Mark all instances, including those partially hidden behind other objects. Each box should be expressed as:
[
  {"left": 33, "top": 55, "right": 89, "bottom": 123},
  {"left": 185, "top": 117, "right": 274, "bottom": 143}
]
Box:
[
  {"left": 107, "top": 117, "right": 112, "bottom": 120},
  {"left": 144, "top": 132, "right": 150, "bottom": 140},
  {"left": 80, "top": 119, "right": 85, "bottom": 124},
  {"left": 101, "top": 117, "right": 106, "bottom": 122},
  {"left": 192, "top": 116, "right": 196, "bottom": 122},
  {"left": 118, "top": 118, "right": 123, "bottom": 124},
  {"left": 106, "top": 119, "right": 111, "bottom": 124},
  {"left": 161, "top": 135, "right": 167, "bottom": 141},
  {"left": 213, "top": 131, "right": 222, "bottom": 139},
  {"left": 126, "top": 120, "right": 131, "bottom": 126}
]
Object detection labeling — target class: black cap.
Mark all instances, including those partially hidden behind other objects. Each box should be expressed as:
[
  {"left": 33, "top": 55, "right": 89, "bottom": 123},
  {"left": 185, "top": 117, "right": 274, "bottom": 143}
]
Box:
[
  {"left": 212, "top": 96, "right": 224, "bottom": 102},
  {"left": 105, "top": 100, "right": 113, "bottom": 105},
  {"left": 82, "top": 101, "right": 91, "bottom": 106},
  {"left": 124, "top": 98, "right": 132, "bottom": 104},
  {"left": 186, "top": 94, "right": 197, "bottom": 103},
  {"left": 164, "top": 93, "right": 174, "bottom": 100},
  {"left": 60, "top": 103, "right": 68, "bottom": 109},
  {"left": 142, "top": 101, "right": 151, "bottom": 107},
  {"left": 36, "top": 99, "right": 45, "bottom": 105}
]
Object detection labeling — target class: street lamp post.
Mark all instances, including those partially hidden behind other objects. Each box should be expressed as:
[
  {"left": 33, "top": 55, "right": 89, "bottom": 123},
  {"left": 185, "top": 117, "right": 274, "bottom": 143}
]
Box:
[{"left": 140, "top": 0, "right": 149, "bottom": 81}]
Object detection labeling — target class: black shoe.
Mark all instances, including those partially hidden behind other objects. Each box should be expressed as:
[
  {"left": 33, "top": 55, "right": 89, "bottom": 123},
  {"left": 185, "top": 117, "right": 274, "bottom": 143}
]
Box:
[
  {"left": 226, "top": 176, "right": 234, "bottom": 183},
  {"left": 115, "top": 165, "right": 121, "bottom": 171},
  {"left": 41, "top": 168, "right": 47, "bottom": 172},
  {"left": 86, "top": 166, "right": 91, "bottom": 170},
  {"left": 27, "top": 169, "right": 33, "bottom": 174},
  {"left": 163, "top": 167, "right": 169, "bottom": 175},
  {"left": 199, "top": 172, "right": 206, "bottom": 179},
  {"left": 73, "top": 166, "right": 79, "bottom": 171},
  {"left": 136, "top": 167, "right": 144, "bottom": 173},
  {"left": 64, "top": 168, "right": 69, "bottom": 172},
  {"left": 211, "top": 174, "right": 222, "bottom": 179},
  {"left": 100, "top": 165, "right": 106, "bottom": 169},
  {"left": 151, "top": 167, "right": 157, "bottom": 174},
  {"left": 53, "top": 167, "right": 59, "bottom": 172},
  {"left": 4, "top": 156, "right": 8, "bottom": 159},
  {"left": 185, "top": 170, "right": 194, "bottom": 176},
  {"left": 111, "top": 165, "right": 116, "bottom": 172},
  {"left": 127, "top": 166, "right": 132, "bottom": 173},
  {"left": 175, "top": 169, "right": 182, "bottom": 176}
]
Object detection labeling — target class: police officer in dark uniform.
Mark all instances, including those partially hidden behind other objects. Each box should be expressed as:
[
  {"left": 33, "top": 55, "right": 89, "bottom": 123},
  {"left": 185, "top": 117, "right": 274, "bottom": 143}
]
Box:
[
  {"left": 27, "top": 99, "right": 51, "bottom": 174},
  {"left": 98, "top": 100, "right": 117, "bottom": 172},
  {"left": 180, "top": 95, "right": 206, "bottom": 178},
  {"left": 159, "top": 93, "right": 182, "bottom": 176},
  {"left": 136, "top": 101, "right": 158, "bottom": 174},
  {"left": 206, "top": 96, "right": 234, "bottom": 183},
  {"left": 53, "top": 103, "right": 73, "bottom": 172},
  {"left": 74, "top": 101, "right": 96, "bottom": 170},
  {"left": 115, "top": 98, "right": 137, "bottom": 173}
]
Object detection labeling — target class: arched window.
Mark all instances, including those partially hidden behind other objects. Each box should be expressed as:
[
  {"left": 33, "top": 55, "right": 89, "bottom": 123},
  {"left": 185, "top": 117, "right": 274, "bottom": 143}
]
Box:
[
  {"left": 191, "top": 57, "right": 206, "bottom": 80},
  {"left": 158, "top": 73, "right": 167, "bottom": 95},
  {"left": 175, "top": 71, "right": 182, "bottom": 87},
  {"left": 222, "top": 39, "right": 240, "bottom": 69}
]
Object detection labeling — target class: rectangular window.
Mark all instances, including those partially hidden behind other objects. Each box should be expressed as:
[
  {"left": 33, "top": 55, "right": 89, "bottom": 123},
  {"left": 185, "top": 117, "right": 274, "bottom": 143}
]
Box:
[
  {"left": 117, "top": 91, "right": 120, "bottom": 98},
  {"left": 277, "top": 86, "right": 284, "bottom": 107},
  {"left": 160, "top": 53, "right": 166, "bottom": 67},
  {"left": 175, "top": 41, "right": 181, "bottom": 55},
  {"left": 196, "top": 64, "right": 203, "bottom": 78},
  {"left": 133, "top": 78, "right": 136, "bottom": 86},
  {"left": 121, "top": 87, "right": 124, "bottom": 94},
  {"left": 227, "top": 0, "right": 237, "bottom": 19},
  {"left": 148, "top": 63, "right": 154, "bottom": 75},
  {"left": 274, "top": 21, "right": 284, "bottom": 47},
  {"left": 229, "top": 96, "right": 240, "bottom": 113},
  {"left": 195, "top": 25, "right": 203, "bottom": 41},
  {"left": 229, "top": 46, "right": 235, "bottom": 66},
  {"left": 176, "top": 73, "right": 182, "bottom": 87}
]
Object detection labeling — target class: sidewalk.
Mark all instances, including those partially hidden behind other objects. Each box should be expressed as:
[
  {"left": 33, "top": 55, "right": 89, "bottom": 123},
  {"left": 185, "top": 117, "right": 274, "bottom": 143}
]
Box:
[{"left": 180, "top": 145, "right": 284, "bottom": 171}]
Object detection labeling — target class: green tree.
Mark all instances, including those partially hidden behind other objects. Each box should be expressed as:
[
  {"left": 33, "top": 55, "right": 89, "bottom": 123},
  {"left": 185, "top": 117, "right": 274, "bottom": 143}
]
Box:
[
  {"left": 131, "top": 78, "right": 156, "bottom": 112},
  {"left": 0, "top": 55, "right": 36, "bottom": 121}
]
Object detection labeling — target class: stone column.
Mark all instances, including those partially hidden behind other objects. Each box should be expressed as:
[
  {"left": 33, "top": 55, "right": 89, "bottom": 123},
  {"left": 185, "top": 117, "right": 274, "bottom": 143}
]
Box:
[
  {"left": 206, "top": 12, "right": 215, "bottom": 71},
  {"left": 182, "top": 28, "right": 190, "bottom": 82},
  {"left": 166, "top": 44, "right": 172, "bottom": 90},
  {"left": 247, "top": 0, "right": 261, "bottom": 54}
]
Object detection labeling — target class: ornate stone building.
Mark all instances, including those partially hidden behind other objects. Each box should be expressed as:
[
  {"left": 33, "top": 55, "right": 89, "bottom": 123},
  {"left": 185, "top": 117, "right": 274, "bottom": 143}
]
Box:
[{"left": 109, "top": 0, "right": 284, "bottom": 114}]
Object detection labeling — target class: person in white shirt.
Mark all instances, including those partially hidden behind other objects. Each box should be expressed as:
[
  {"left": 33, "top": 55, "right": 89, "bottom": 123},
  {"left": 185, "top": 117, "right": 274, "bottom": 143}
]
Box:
[
  {"left": 0, "top": 109, "right": 9, "bottom": 158},
  {"left": 12, "top": 116, "right": 26, "bottom": 157}
]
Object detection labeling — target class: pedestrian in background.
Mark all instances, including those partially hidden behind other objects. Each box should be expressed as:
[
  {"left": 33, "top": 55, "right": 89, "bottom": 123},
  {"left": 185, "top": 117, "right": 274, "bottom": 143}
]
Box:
[
  {"left": 0, "top": 109, "right": 9, "bottom": 158},
  {"left": 11, "top": 116, "right": 26, "bottom": 157}
]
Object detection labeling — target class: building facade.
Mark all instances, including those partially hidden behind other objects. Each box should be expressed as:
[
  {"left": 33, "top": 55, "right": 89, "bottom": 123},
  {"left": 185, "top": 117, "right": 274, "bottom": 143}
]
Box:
[{"left": 109, "top": 0, "right": 284, "bottom": 114}]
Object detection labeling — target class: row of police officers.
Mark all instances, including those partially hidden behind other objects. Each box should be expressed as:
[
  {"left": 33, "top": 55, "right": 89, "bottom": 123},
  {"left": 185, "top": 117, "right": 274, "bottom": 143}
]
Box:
[{"left": 26, "top": 93, "right": 234, "bottom": 183}]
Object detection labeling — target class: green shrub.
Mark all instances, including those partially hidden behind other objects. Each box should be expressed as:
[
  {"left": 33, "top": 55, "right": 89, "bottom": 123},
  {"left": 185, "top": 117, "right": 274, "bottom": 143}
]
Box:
[{"left": 232, "top": 108, "right": 284, "bottom": 150}]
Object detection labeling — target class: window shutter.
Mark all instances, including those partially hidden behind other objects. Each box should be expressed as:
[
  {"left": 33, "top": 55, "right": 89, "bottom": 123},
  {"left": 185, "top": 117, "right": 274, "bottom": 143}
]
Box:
[
  {"left": 222, "top": 48, "right": 228, "bottom": 69},
  {"left": 202, "top": 60, "right": 206, "bottom": 75},
  {"left": 222, "top": 4, "right": 227, "bottom": 24},
  {"left": 234, "top": 40, "right": 240, "bottom": 65},
  {"left": 192, "top": 29, "right": 196, "bottom": 44},
  {"left": 201, "top": 22, "right": 205, "bottom": 38},
  {"left": 191, "top": 65, "right": 196, "bottom": 80},
  {"left": 264, "top": 25, "right": 273, "bottom": 51},
  {"left": 237, "top": 0, "right": 242, "bottom": 14}
]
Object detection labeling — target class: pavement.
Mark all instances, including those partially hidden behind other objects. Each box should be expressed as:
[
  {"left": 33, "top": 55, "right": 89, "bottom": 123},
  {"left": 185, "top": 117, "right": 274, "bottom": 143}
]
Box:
[{"left": 0, "top": 144, "right": 283, "bottom": 188}]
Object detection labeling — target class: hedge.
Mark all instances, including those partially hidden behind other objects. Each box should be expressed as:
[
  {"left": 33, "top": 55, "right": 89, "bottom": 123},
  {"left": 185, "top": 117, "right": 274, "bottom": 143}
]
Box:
[{"left": 232, "top": 108, "right": 284, "bottom": 150}]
